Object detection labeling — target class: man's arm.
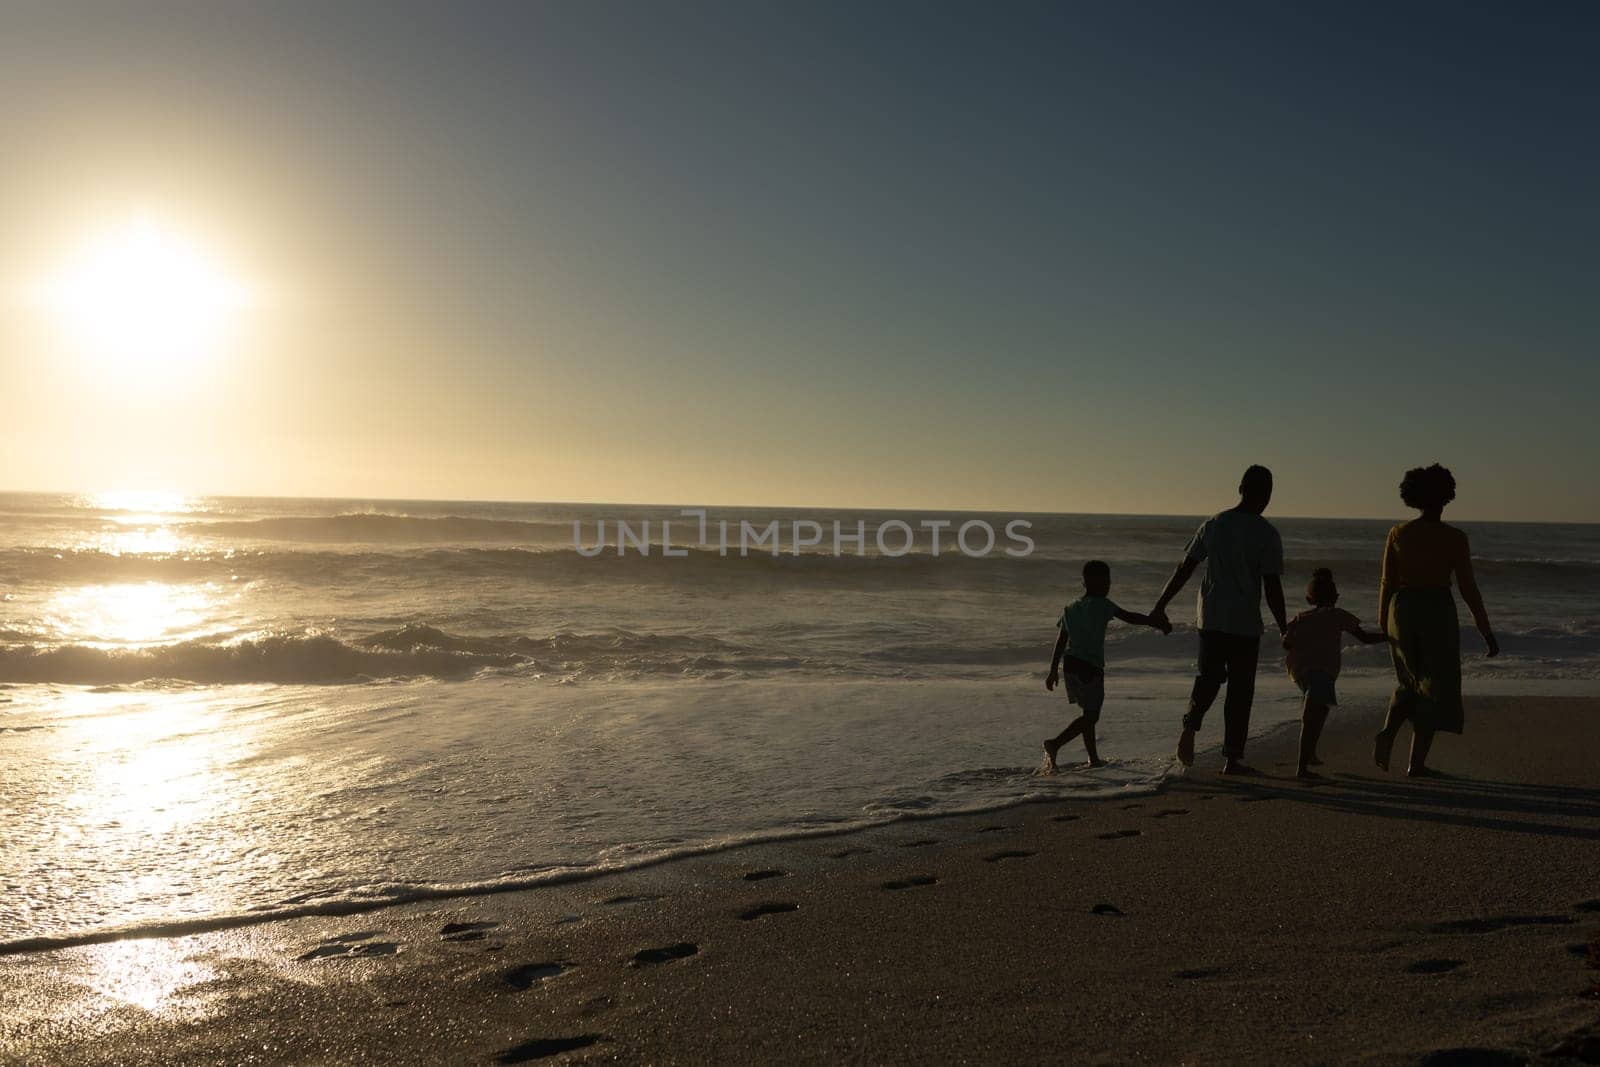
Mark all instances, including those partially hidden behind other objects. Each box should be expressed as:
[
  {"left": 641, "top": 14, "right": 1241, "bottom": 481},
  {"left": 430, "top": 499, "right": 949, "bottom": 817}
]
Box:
[
  {"left": 1045, "top": 628, "right": 1069, "bottom": 690},
  {"left": 1262, "top": 574, "right": 1288, "bottom": 635},
  {"left": 1114, "top": 606, "right": 1171, "bottom": 634},
  {"left": 1151, "top": 555, "right": 1200, "bottom": 621}
]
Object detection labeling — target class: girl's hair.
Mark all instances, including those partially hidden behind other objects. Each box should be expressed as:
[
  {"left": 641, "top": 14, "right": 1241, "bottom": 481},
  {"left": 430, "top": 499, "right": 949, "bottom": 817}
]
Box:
[
  {"left": 1306, "top": 567, "right": 1337, "bottom": 605},
  {"left": 1399, "top": 463, "right": 1457, "bottom": 511}
]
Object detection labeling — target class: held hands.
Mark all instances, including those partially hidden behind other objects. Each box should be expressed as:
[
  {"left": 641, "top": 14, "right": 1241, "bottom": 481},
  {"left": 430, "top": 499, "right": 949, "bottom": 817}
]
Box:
[{"left": 1149, "top": 606, "right": 1171, "bottom": 635}]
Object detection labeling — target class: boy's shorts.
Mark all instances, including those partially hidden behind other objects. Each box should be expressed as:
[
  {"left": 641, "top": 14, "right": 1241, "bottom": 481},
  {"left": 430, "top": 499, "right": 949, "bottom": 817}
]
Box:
[
  {"left": 1061, "top": 656, "right": 1106, "bottom": 723},
  {"left": 1295, "top": 669, "right": 1338, "bottom": 707}
]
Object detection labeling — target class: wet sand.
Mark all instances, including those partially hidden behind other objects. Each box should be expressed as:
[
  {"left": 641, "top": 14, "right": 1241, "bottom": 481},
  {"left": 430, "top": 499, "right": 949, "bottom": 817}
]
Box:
[{"left": 3, "top": 696, "right": 1598, "bottom": 1065}]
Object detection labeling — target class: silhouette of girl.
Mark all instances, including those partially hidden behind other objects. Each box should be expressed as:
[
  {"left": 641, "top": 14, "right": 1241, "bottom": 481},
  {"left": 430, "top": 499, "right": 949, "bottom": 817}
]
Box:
[{"left": 1374, "top": 464, "right": 1499, "bottom": 776}]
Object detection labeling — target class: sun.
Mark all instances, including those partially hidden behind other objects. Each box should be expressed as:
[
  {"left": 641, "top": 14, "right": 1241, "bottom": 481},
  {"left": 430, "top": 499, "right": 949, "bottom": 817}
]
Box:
[{"left": 36, "top": 216, "right": 253, "bottom": 368}]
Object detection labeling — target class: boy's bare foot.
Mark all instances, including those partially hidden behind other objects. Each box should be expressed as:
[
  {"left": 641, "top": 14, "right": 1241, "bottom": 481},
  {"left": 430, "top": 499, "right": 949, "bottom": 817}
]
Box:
[
  {"left": 1373, "top": 732, "right": 1393, "bottom": 772},
  {"left": 1221, "top": 758, "right": 1259, "bottom": 776},
  {"left": 1176, "top": 728, "right": 1196, "bottom": 766},
  {"left": 1087, "top": 757, "right": 1108, "bottom": 768},
  {"left": 1407, "top": 765, "right": 1443, "bottom": 779},
  {"left": 1296, "top": 767, "right": 1323, "bottom": 780},
  {"left": 1042, "top": 739, "right": 1060, "bottom": 774},
  {"left": 1306, "top": 754, "right": 1324, "bottom": 766}
]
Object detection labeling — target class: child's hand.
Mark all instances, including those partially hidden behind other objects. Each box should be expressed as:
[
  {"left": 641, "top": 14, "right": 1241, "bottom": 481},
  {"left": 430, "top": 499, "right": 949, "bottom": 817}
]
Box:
[{"left": 1045, "top": 668, "right": 1059, "bottom": 691}]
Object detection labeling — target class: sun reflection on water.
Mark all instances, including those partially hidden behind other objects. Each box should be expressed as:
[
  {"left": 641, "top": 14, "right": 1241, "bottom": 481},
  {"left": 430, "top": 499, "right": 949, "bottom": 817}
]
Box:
[{"left": 45, "top": 581, "right": 221, "bottom": 646}]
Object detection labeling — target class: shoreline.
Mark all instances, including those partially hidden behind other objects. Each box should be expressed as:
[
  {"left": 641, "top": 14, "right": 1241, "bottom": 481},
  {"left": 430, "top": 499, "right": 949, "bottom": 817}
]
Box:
[{"left": 5, "top": 695, "right": 1598, "bottom": 1064}]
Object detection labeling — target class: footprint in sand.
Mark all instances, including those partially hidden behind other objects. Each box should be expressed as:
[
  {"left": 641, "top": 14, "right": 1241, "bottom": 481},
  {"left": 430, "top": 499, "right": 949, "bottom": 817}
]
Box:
[
  {"left": 1173, "top": 967, "right": 1220, "bottom": 979},
  {"left": 983, "top": 850, "right": 1035, "bottom": 863},
  {"left": 899, "top": 839, "right": 941, "bottom": 849},
  {"left": 1120, "top": 803, "right": 1145, "bottom": 811},
  {"left": 630, "top": 942, "right": 698, "bottom": 966},
  {"left": 600, "top": 893, "right": 663, "bottom": 907},
  {"left": 738, "top": 902, "right": 799, "bottom": 921},
  {"left": 977, "top": 825, "right": 1018, "bottom": 834},
  {"left": 1096, "top": 829, "right": 1142, "bottom": 840},
  {"left": 1050, "top": 814, "right": 1081, "bottom": 823},
  {"left": 883, "top": 875, "right": 938, "bottom": 891},
  {"left": 505, "top": 962, "right": 569, "bottom": 990},
  {"left": 1236, "top": 795, "right": 1278, "bottom": 804},
  {"left": 440, "top": 921, "right": 499, "bottom": 943},
  {"left": 1429, "top": 915, "right": 1573, "bottom": 935},
  {"left": 297, "top": 937, "right": 400, "bottom": 961},
  {"left": 1416, "top": 1049, "right": 1525, "bottom": 1067},
  {"left": 1091, "top": 903, "right": 1124, "bottom": 917},
  {"left": 497, "top": 1034, "right": 603, "bottom": 1064},
  {"left": 742, "top": 869, "right": 788, "bottom": 882},
  {"left": 828, "top": 847, "right": 871, "bottom": 859},
  {"left": 1407, "top": 958, "right": 1466, "bottom": 975},
  {"left": 1152, "top": 809, "right": 1190, "bottom": 818}
]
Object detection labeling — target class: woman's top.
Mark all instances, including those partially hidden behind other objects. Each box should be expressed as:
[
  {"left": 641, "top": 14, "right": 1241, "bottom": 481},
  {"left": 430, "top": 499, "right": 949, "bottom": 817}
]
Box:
[
  {"left": 1380, "top": 518, "right": 1471, "bottom": 591},
  {"left": 1378, "top": 518, "right": 1491, "bottom": 632}
]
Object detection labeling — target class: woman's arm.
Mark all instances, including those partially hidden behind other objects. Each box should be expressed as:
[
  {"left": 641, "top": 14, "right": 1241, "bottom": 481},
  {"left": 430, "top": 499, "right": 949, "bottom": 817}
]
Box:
[
  {"left": 1455, "top": 533, "right": 1499, "bottom": 656},
  {"left": 1377, "top": 528, "right": 1398, "bottom": 633}
]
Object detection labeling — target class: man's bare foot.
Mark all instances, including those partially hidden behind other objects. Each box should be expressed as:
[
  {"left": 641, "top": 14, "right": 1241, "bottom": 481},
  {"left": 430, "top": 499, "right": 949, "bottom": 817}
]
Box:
[
  {"left": 1373, "top": 732, "right": 1393, "bottom": 772},
  {"left": 1296, "top": 767, "right": 1323, "bottom": 780},
  {"left": 1176, "top": 728, "right": 1196, "bottom": 767},
  {"left": 1042, "top": 739, "right": 1060, "bottom": 774},
  {"left": 1221, "top": 758, "right": 1259, "bottom": 776},
  {"left": 1087, "top": 757, "right": 1107, "bottom": 768},
  {"left": 1407, "top": 765, "right": 1443, "bottom": 779},
  {"left": 1306, "top": 754, "right": 1324, "bottom": 766}
]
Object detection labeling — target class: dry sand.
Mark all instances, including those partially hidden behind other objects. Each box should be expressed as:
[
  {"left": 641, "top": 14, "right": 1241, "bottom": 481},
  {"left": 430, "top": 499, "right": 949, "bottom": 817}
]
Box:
[{"left": 3, "top": 696, "right": 1598, "bottom": 1065}]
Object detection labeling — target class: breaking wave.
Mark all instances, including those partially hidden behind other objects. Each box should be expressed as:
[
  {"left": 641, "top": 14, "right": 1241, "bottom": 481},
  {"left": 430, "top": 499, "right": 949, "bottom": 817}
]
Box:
[{"left": 0, "top": 624, "right": 786, "bottom": 686}]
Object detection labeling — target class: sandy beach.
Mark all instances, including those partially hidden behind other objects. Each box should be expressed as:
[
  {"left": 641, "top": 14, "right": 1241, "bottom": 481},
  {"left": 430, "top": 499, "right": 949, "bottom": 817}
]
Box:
[{"left": 3, "top": 695, "right": 1596, "bottom": 1065}]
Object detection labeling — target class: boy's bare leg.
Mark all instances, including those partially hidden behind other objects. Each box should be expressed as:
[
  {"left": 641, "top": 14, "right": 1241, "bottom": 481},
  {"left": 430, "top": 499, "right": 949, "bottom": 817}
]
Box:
[
  {"left": 1297, "top": 698, "right": 1329, "bottom": 778},
  {"left": 1082, "top": 723, "right": 1106, "bottom": 767},
  {"left": 1043, "top": 718, "right": 1086, "bottom": 772}
]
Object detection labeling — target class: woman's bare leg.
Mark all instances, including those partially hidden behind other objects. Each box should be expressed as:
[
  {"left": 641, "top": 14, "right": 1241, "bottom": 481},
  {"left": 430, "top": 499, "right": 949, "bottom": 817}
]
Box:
[{"left": 1407, "top": 727, "right": 1438, "bottom": 777}]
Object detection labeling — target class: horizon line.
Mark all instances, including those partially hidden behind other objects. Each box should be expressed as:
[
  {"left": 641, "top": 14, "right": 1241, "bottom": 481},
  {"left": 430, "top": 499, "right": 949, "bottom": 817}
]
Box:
[{"left": 0, "top": 487, "right": 1594, "bottom": 528}]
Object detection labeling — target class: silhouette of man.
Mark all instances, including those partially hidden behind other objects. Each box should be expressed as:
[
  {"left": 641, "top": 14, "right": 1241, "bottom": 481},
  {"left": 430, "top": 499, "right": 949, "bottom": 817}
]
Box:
[{"left": 1150, "top": 465, "right": 1287, "bottom": 774}]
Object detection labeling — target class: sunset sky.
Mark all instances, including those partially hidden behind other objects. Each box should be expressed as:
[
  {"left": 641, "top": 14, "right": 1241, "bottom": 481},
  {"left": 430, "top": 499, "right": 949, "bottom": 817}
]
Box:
[{"left": 2, "top": 2, "right": 1597, "bottom": 520}]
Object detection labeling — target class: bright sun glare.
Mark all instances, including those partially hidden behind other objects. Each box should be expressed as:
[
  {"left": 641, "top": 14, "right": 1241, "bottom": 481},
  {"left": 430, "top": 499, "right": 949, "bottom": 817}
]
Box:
[{"left": 36, "top": 217, "right": 252, "bottom": 368}]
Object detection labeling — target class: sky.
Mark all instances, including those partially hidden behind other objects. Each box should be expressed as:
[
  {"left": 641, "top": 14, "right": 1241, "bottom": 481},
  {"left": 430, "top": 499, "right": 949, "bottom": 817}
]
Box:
[{"left": 1, "top": 1, "right": 1597, "bottom": 520}]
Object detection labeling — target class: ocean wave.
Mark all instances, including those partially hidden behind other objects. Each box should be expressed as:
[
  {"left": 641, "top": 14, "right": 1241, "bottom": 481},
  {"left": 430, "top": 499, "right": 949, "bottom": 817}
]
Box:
[
  {"left": 180, "top": 513, "right": 578, "bottom": 544},
  {"left": 0, "top": 624, "right": 788, "bottom": 686},
  {"left": 0, "top": 757, "right": 1170, "bottom": 956},
  {"left": 0, "top": 632, "right": 525, "bottom": 686},
  {"left": 0, "top": 544, "right": 1096, "bottom": 590}
]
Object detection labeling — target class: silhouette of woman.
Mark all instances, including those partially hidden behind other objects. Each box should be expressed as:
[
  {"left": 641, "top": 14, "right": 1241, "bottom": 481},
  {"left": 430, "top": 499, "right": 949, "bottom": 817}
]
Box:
[{"left": 1373, "top": 464, "right": 1499, "bottom": 777}]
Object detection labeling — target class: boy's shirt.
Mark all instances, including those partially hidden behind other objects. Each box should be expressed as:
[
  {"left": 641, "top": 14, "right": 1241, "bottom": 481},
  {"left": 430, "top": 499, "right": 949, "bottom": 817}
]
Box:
[
  {"left": 1057, "top": 595, "right": 1122, "bottom": 670},
  {"left": 1284, "top": 605, "right": 1363, "bottom": 680}
]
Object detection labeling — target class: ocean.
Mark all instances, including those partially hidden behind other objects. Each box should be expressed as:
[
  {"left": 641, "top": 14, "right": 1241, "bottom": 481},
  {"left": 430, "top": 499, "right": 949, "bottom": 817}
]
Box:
[{"left": 2, "top": 492, "right": 1597, "bottom": 948}]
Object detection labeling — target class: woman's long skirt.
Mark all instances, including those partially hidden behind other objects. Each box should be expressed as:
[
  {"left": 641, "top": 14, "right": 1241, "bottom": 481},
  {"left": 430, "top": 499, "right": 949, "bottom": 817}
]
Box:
[{"left": 1387, "top": 586, "right": 1464, "bottom": 735}]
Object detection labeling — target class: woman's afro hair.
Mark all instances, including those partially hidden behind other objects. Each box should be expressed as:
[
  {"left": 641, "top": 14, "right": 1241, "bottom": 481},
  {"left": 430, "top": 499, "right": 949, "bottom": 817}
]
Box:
[{"left": 1399, "top": 463, "right": 1457, "bottom": 511}]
